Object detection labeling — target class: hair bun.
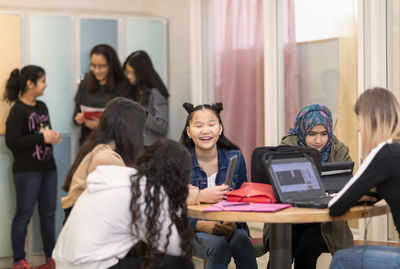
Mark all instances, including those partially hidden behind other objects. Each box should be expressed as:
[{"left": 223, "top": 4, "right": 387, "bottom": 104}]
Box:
[
  {"left": 213, "top": 102, "right": 223, "bottom": 113},
  {"left": 183, "top": 102, "right": 194, "bottom": 113}
]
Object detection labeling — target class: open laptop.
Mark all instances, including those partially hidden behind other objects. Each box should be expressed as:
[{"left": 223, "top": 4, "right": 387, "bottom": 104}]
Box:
[
  {"left": 321, "top": 161, "right": 354, "bottom": 193},
  {"left": 265, "top": 157, "right": 331, "bottom": 208},
  {"left": 224, "top": 155, "right": 238, "bottom": 189}
]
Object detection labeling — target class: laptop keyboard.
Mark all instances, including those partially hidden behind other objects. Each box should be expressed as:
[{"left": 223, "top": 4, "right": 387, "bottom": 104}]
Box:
[{"left": 286, "top": 196, "right": 332, "bottom": 208}]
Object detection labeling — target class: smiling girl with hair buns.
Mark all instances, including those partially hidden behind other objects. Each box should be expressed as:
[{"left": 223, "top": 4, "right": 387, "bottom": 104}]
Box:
[{"left": 180, "top": 102, "right": 257, "bottom": 269}]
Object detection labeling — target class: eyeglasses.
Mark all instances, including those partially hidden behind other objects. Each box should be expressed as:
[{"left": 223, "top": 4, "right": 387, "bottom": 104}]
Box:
[
  {"left": 90, "top": 64, "right": 108, "bottom": 71},
  {"left": 124, "top": 70, "right": 135, "bottom": 78}
]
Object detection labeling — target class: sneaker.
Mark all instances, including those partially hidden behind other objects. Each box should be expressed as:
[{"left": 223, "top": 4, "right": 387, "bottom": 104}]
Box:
[
  {"left": 45, "top": 257, "right": 54, "bottom": 264},
  {"left": 46, "top": 257, "right": 56, "bottom": 264},
  {"left": 12, "top": 259, "right": 32, "bottom": 269},
  {"left": 35, "top": 257, "right": 55, "bottom": 269}
]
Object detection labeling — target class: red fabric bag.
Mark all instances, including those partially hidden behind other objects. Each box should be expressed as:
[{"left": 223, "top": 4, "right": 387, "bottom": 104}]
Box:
[{"left": 226, "top": 182, "right": 277, "bottom": 203}]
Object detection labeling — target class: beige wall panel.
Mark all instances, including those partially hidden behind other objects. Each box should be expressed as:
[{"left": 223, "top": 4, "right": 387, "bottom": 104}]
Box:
[{"left": 0, "top": 14, "right": 20, "bottom": 134}]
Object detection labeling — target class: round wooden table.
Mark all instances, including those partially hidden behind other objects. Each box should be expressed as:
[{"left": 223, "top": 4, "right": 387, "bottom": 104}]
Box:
[{"left": 187, "top": 202, "right": 390, "bottom": 269}]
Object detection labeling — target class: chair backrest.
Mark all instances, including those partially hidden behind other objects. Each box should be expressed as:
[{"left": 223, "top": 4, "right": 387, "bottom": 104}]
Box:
[{"left": 250, "top": 145, "right": 321, "bottom": 184}]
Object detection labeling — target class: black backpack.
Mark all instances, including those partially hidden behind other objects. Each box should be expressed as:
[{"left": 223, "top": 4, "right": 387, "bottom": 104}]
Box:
[{"left": 250, "top": 145, "right": 321, "bottom": 184}]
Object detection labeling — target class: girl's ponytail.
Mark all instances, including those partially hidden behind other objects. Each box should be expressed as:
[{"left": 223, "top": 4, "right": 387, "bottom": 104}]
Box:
[
  {"left": 4, "top": 68, "right": 21, "bottom": 104},
  {"left": 3, "top": 65, "right": 45, "bottom": 104}
]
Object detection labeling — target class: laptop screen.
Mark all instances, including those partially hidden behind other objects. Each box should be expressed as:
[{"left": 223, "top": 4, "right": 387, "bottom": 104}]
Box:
[
  {"left": 271, "top": 161, "right": 321, "bottom": 193},
  {"left": 320, "top": 161, "right": 354, "bottom": 192},
  {"left": 321, "top": 161, "right": 354, "bottom": 176},
  {"left": 267, "top": 157, "right": 326, "bottom": 201}
]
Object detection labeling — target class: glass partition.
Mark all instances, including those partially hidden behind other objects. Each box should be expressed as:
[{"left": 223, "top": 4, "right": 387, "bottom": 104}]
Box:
[
  {"left": 80, "top": 18, "right": 118, "bottom": 75},
  {"left": 280, "top": 0, "right": 358, "bottom": 166},
  {"left": 30, "top": 15, "right": 72, "bottom": 133},
  {"left": 125, "top": 19, "right": 168, "bottom": 85},
  {"left": 278, "top": 0, "right": 359, "bottom": 229},
  {"left": 28, "top": 14, "right": 73, "bottom": 252},
  {"left": 386, "top": 0, "right": 400, "bottom": 241}
]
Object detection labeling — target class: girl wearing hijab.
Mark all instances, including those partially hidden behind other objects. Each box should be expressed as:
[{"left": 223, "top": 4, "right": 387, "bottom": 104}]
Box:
[
  {"left": 260, "top": 104, "right": 354, "bottom": 269},
  {"left": 282, "top": 104, "right": 351, "bottom": 163}
]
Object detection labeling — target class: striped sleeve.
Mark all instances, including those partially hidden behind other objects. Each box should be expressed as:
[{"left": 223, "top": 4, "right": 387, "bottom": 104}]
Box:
[{"left": 328, "top": 141, "right": 389, "bottom": 216}]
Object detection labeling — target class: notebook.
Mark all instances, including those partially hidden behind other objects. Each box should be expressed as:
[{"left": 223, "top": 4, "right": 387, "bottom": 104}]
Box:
[
  {"left": 265, "top": 157, "right": 332, "bottom": 208},
  {"left": 203, "top": 200, "right": 291, "bottom": 212},
  {"left": 321, "top": 161, "right": 354, "bottom": 193}
]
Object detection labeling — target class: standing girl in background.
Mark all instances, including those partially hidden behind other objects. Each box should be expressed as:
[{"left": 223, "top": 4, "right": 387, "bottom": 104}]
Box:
[
  {"left": 73, "top": 44, "right": 125, "bottom": 145},
  {"left": 180, "top": 102, "right": 257, "bottom": 269},
  {"left": 61, "top": 97, "right": 146, "bottom": 223},
  {"left": 4, "top": 65, "right": 61, "bottom": 269},
  {"left": 123, "top": 50, "right": 169, "bottom": 145}
]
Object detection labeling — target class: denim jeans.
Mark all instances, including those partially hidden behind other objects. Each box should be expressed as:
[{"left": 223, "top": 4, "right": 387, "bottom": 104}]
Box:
[
  {"left": 193, "top": 229, "right": 258, "bottom": 269},
  {"left": 330, "top": 245, "right": 400, "bottom": 269},
  {"left": 11, "top": 170, "right": 57, "bottom": 262}
]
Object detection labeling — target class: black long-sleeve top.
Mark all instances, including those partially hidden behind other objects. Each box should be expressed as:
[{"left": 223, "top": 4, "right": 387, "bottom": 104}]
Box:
[
  {"left": 73, "top": 75, "right": 125, "bottom": 145},
  {"left": 329, "top": 140, "right": 400, "bottom": 237},
  {"left": 5, "top": 100, "right": 56, "bottom": 173}
]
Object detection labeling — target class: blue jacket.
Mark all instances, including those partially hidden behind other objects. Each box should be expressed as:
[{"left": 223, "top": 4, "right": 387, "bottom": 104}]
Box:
[
  {"left": 189, "top": 146, "right": 248, "bottom": 229},
  {"left": 190, "top": 147, "right": 247, "bottom": 190}
]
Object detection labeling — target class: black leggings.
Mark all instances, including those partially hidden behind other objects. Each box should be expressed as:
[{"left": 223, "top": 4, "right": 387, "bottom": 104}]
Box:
[
  {"left": 291, "top": 223, "right": 328, "bottom": 269},
  {"left": 108, "top": 254, "right": 193, "bottom": 269}
]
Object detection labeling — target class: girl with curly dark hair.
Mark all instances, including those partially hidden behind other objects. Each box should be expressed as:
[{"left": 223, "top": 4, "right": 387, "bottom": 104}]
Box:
[{"left": 53, "top": 139, "right": 194, "bottom": 269}]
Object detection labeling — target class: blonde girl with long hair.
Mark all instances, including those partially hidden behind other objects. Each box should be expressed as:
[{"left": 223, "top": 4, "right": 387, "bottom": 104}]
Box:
[{"left": 328, "top": 87, "right": 400, "bottom": 269}]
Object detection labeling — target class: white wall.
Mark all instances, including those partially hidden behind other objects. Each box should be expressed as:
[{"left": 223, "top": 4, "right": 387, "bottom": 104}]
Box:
[{"left": 0, "top": 0, "right": 142, "bottom": 13}]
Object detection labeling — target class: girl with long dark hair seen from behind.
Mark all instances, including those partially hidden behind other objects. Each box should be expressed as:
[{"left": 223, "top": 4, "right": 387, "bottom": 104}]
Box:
[
  {"left": 123, "top": 50, "right": 169, "bottom": 145},
  {"left": 61, "top": 97, "right": 146, "bottom": 223},
  {"left": 74, "top": 44, "right": 125, "bottom": 144},
  {"left": 53, "top": 139, "right": 194, "bottom": 269},
  {"left": 4, "top": 65, "right": 61, "bottom": 269}
]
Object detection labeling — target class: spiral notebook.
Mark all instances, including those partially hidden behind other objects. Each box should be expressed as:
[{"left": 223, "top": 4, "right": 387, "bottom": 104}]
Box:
[{"left": 203, "top": 200, "right": 291, "bottom": 212}]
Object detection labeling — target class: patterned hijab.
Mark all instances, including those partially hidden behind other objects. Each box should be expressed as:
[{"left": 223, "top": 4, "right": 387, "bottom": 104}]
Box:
[{"left": 288, "top": 104, "right": 334, "bottom": 163}]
